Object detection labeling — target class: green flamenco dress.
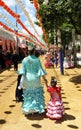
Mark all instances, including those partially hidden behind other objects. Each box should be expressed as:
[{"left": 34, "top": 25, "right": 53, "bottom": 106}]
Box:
[{"left": 18, "top": 55, "right": 47, "bottom": 115}]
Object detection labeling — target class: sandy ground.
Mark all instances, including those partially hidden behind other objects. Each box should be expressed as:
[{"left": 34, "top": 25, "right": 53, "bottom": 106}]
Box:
[{"left": 0, "top": 55, "right": 81, "bottom": 130}]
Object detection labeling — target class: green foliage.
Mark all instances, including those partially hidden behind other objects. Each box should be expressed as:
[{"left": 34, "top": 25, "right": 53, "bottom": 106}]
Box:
[
  {"left": 38, "top": 0, "right": 44, "bottom": 4},
  {"left": 61, "top": 31, "right": 72, "bottom": 45},
  {"left": 37, "top": 0, "right": 81, "bottom": 43},
  {"left": 76, "top": 44, "right": 80, "bottom": 52},
  {"left": 29, "top": 0, "right": 81, "bottom": 45}
]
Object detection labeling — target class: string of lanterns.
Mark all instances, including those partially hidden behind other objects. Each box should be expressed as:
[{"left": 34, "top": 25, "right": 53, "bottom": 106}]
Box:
[
  {"left": 0, "top": 21, "right": 41, "bottom": 47},
  {"left": 0, "top": 13, "right": 16, "bottom": 29},
  {"left": 33, "top": 0, "right": 48, "bottom": 44},
  {"left": 15, "top": 0, "right": 46, "bottom": 47},
  {"left": 0, "top": 0, "right": 45, "bottom": 48},
  {"left": 0, "top": 13, "right": 37, "bottom": 42},
  {"left": 15, "top": 0, "right": 39, "bottom": 36}
]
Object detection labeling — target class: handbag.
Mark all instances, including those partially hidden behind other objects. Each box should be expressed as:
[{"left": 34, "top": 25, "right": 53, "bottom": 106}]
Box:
[{"left": 15, "top": 74, "right": 23, "bottom": 102}]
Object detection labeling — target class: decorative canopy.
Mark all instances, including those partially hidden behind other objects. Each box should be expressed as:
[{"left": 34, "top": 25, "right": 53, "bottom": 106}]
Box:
[{"left": 0, "top": 0, "right": 48, "bottom": 48}]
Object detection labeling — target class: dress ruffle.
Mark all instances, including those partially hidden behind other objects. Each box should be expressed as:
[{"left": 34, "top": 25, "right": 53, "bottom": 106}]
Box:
[
  {"left": 17, "top": 68, "right": 25, "bottom": 75},
  {"left": 17, "top": 56, "right": 47, "bottom": 115},
  {"left": 22, "top": 86, "right": 45, "bottom": 115},
  {"left": 46, "top": 100, "right": 65, "bottom": 119},
  {"left": 18, "top": 64, "right": 47, "bottom": 77},
  {"left": 37, "top": 68, "right": 47, "bottom": 76}
]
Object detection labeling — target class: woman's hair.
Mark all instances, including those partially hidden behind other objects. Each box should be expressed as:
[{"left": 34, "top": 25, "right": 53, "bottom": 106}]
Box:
[
  {"left": 35, "top": 50, "right": 40, "bottom": 57},
  {"left": 28, "top": 47, "right": 35, "bottom": 55},
  {"left": 28, "top": 46, "right": 40, "bottom": 57}
]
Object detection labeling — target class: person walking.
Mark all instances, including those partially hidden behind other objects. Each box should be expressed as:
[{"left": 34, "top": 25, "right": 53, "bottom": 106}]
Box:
[
  {"left": 46, "top": 76, "right": 65, "bottom": 120},
  {"left": 5, "top": 51, "right": 12, "bottom": 70},
  {"left": 17, "top": 46, "right": 48, "bottom": 115},
  {"left": 12, "top": 50, "right": 19, "bottom": 71}
]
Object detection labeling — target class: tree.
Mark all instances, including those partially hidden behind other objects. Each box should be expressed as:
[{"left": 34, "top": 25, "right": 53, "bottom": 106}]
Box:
[{"left": 30, "top": 0, "right": 81, "bottom": 45}]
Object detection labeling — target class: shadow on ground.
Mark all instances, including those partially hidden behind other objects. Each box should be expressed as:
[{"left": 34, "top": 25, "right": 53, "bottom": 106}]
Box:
[
  {"left": 69, "top": 74, "right": 81, "bottom": 85},
  {"left": 25, "top": 112, "right": 76, "bottom": 123},
  {"left": 25, "top": 112, "right": 46, "bottom": 120},
  {"left": 55, "top": 113, "right": 76, "bottom": 123},
  {"left": 55, "top": 113, "right": 79, "bottom": 129}
]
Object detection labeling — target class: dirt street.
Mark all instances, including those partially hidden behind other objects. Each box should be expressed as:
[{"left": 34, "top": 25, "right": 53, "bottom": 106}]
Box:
[{"left": 0, "top": 55, "right": 81, "bottom": 130}]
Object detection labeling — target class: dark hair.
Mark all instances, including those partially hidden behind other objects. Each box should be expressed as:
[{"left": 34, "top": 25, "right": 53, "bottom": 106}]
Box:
[
  {"left": 50, "top": 76, "right": 57, "bottom": 87},
  {"left": 35, "top": 50, "right": 40, "bottom": 57},
  {"left": 28, "top": 48, "right": 35, "bottom": 55}
]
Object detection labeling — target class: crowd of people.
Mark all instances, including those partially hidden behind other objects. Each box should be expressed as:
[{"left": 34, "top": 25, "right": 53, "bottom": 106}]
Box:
[
  {"left": 0, "top": 48, "right": 27, "bottom": 71},
  {"left": 0, "top": 50, "right": 19, "bottom": 71}
]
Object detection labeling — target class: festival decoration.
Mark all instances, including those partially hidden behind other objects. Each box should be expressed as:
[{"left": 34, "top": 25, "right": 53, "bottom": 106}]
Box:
[
  {"left": 0, "top": 0, "right": 19, "bottom": 18},
  {"left": 0, "top": 13, "right": 15, "bottom": 28},
  {"left": 17, "top": 18, "right": 45, "bottom": 47},
  {"left": 33, "top": 0, "right": 39, "bottom": 10},
  {"left": 0, "top": 0, "right": 46, "bottom": 48},
  {"left": 33, "top": 0, "right": 48, "bottom": 44},
  {"left": 0, "top": 22, "right": 41, "bottom": 47},
  {"left": 0, "top": 13, "right": 26, "bottom": 35},
  {"left": 15, "top": 0, "right": 46, "bottom": 47},
  {"left": 15, "top": 0, "right": 39, "bottom": 36}
]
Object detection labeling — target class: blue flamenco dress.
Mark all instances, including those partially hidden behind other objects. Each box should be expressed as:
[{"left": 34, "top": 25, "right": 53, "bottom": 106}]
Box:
[{"left": 18, "top": 55, "right": 47, "bottom": 115}]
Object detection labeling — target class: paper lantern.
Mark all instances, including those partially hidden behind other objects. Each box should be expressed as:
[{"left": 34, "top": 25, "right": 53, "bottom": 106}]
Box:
[
  {"left": 17, "top": 14, "right": 20, "bottom": 19},
  {"left": 0, "top": 1, "right": 4, "bottom": 6},
  {"left": 33, "top": 0, "right": 39, "bottom": 10}
]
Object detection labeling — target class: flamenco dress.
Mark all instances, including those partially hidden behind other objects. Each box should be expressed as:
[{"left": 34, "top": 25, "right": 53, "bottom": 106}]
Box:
[
  {"left": 46, "top": 86, "right": 65, "bottom": 119},
  {"left": 44, "top": 53, "right": 53, "bottom": 68},
  {"left": 18, "top": 55, "right": 47, "bottom": 115}
]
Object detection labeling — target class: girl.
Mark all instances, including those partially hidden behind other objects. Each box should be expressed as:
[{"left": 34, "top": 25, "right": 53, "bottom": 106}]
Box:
[{"left": 46, "top": 76, "right": 65, "bottom": 119}]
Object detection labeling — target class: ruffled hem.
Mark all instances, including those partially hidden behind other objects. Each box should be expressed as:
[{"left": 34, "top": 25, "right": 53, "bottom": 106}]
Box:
[
  {"left": 37, "top": 68, "right": 47, "bottom": 76},
  {"left": 46, "top": 113, "right": 62, "bottom": 119},
  {"left": 22, "top": 108, "right": 45, "bottom": 115},
  {"left": 46, "top": 100, "right": 65, "bottom": 119},
  {"left": 22, "top": 87, "right": 45, "bottom": 114}
]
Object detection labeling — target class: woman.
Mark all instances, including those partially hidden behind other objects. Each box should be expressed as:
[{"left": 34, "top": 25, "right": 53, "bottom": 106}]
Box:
[
  {"left": 44, "top": 50, "right": 53, "bottom": 68},
  {"left": 18, "top": 46, "right": 48, "bottom": 115},
  {"left": 5, "top": 51, "right": 12, "bottom": 70}
]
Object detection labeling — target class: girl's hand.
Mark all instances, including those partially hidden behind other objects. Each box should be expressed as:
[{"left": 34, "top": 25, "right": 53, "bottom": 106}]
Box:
[
  {"left": 45, "top": 79, "right": 48, "bottom": 87},
  {"left": 42, "top": 76, "right": 48, "bottom": 87}
]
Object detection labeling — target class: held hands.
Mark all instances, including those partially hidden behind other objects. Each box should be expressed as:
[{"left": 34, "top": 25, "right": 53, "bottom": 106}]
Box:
[
  {"left": 44, "top": 79, "right": 48, "bottom": 87},
  {"left": 43, "top": 77, "right": 48, "bottom": 87},
  {"left": 42, "top": 76, "right": 48, "bottom": 87}
]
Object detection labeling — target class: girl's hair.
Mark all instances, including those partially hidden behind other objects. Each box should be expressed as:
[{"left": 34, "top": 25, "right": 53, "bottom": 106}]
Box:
[{"left": 50, "top": 76, "right": 57, "bottom": 86}]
